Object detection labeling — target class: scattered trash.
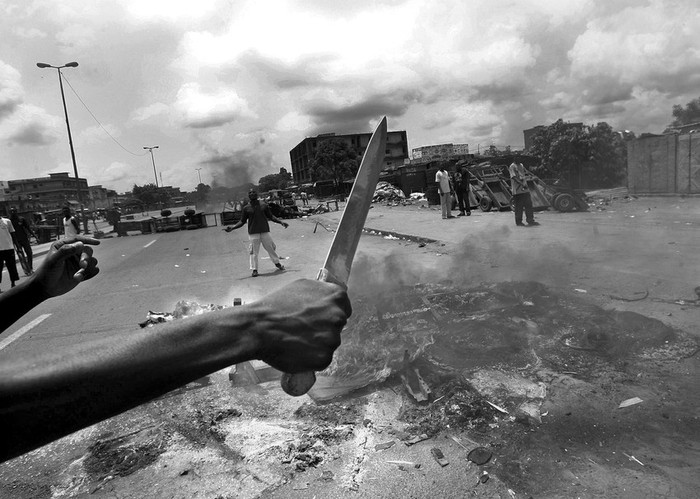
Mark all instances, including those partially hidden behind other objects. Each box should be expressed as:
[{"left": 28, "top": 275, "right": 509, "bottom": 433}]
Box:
[
  {"left": 292, "top": 481, "right": 309, "bottom": 490},
  {"left": 430, "top": 447, "right": 449, "bottom": 467},
  {"left": 479, "top": 471, "right": 489, "bottom": 483},
  {"left": 618, "top": 397, "right": 643, "bottom": 409},
  {"left": 609, "top": 290, "right": 649, "bottom": 302},
  {"left": 319, "top": 470, "right": 334, "bottom": 481},
  {"left": 623, "top": 452, "right": 645, "bottom": 466},
  {"left": 386, "top": 460, "right": 420, "bottom": 469},
  {"left": 467, "top": 447, "right": 493, "bottom": 465},
  {"left": 485, "top": 401, "right": 509, "bottom": 414},
  {"left": 574, "top": 288, "right": 587, "bottom": 293},
  {"left": 404, "top": 434, "right": 430, "bottom": 446},
  {"left": 375, "top": 441, "right": 395, "bottom": 451}
]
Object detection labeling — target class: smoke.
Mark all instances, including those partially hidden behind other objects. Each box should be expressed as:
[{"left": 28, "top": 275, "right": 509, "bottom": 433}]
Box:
[
  {"left": 199, "top": 147, "right": 274, "bottom": 189},
  {"left": 349, "top": 227, "right": 578, "bottom": 299}
]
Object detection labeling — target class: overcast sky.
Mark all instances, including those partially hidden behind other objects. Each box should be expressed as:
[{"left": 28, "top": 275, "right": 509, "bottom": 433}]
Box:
[{"left": 1, "top": 0, "right": 698, "bottom": 193}]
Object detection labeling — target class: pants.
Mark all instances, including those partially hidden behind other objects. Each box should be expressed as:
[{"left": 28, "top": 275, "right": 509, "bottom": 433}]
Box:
[
  {"left": 16, "top": 238, "right": 33, "bottom": 271},
  {"left": 440, "top": 192, "right": 452, "bottom": 218},
  {"left": 249, "top": 232, "right": 281, "bottom": 270},
  {"left": 456, "top": 188, "right": 471, "bottom": 214},
  {"left": 0, "top": 249, "right": 19, "bottom": 284},
  {"left": 513, "top": 192, "right": 534, "bottom": 224}
]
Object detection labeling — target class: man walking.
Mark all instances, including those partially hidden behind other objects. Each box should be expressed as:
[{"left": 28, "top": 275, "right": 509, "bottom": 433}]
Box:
[
  {"left": 454, "top": 163, "right": 472, "bottom": 216},
  {"left": 10, "top": 208, "right": 36, "bottom": 275},
  {"left": 0, "top": 214, "right": 20, "bottom": 291},
  {"left": 224, "top": 189, "right": 289, "bottom": 277},
  {"left": 509, "top": 159, "right": 539, "bottom": 227},
  {"left": 435, "top": 163, "right": 454, "bottom": 219}
]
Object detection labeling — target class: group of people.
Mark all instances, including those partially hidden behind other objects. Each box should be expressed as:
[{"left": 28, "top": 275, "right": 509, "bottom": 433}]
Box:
[
  {"left": 0, "top": 205, "right": 81, "bottom": 292},
  {"left": 0, "top": 193, "right": 351, "bottom": 463},
  {"left": 435, "top": 158, "right": 541, "bottom": 227}
]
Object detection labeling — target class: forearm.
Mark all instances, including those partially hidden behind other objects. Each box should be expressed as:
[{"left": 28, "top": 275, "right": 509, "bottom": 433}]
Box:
[
  {"left": 0, "top": 280, "right": 45, "bottom": 332},
  {"left": 0, "top": 306, "right": 262, "bottom": 462}
]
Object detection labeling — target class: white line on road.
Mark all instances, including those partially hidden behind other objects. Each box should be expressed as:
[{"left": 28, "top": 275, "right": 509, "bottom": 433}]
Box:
[
  {"left": 144, "top": 239, "right": 157, "bottom": 248},
  {"left": 0, "top": 314, "right": 51, "bottom": 351}
]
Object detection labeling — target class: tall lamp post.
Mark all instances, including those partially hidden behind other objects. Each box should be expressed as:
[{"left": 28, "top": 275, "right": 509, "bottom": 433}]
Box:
[
  {"left": 144, "top": 146, "right": 159, "bottom": 187},
  {"left": 195, "top": 168, "right": 203, "bottom": 184},
  {"left": 36, "top": 61, "right": 88, "bottom": 233},
  {"left": 688, "top": 130, "right": 697, "bottom": 194}
]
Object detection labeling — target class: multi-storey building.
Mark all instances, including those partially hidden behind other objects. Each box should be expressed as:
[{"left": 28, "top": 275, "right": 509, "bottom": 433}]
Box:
[
  {"left": 289, "top": 129, "right": 409, "bottom": 185},
  {"left": 1, "top": 172, "right": 88, "bottom": 215}
]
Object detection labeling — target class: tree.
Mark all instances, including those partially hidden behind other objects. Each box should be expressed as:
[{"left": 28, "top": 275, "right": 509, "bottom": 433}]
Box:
[
  {"left": 309, "top": 139, "right": 360, "bottom": 188},
  {"left": 528, "top": 120, "right": 627, "bottom": 189},
  {"left": 194, "top": 183, "right": 211, "bottom": 204},
  {"left": 132, "top": 183, "right": 170, "bottom": 209},
  {"left": 258, "top": 168, "right": 292, "bottom": 192},
  {"left": 669, "top": 96, "right": 700, "bottom": 129}
]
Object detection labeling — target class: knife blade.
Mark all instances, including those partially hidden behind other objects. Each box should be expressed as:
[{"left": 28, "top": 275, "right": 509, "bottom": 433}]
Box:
[{"left": 281, "top": 116, "right": 388, "bottom": 396}]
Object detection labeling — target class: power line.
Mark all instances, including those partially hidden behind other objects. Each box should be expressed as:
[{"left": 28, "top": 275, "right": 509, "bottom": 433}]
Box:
[{"left": 60, "top": 73, "right": 148, "bottom": 157}]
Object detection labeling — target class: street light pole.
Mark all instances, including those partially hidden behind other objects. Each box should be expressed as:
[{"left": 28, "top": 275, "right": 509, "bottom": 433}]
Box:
[
  {"left": 195, "top": 168, "right": 203, "bottom": 184},
  {"left": 36, "top": 61, "right": 88, "bottom": 233},
  {"left": 143, "top": 146, "right": 159, "bottom": 187},
  {"left": 688, "top": 130, "right": 696, "bottom": 194}
]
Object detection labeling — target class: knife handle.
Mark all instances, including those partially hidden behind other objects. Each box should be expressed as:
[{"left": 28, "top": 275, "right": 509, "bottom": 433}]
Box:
[{"left": 280, "top": 268, "right": 344, "bottom": 396}]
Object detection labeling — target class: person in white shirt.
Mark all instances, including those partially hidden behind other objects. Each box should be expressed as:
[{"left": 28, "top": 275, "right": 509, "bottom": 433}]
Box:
[
  {"left": 508, "top": 160, "right": 539, "bottom": 227},
  {"left": 435, "top": 163, "right": 455, "bottom": 219},
  {"left": 0, "top": 215, "right": 20, "bottom": 290},
  {"left": 62, "top": 205, "right": 81, "bottom": 239}
]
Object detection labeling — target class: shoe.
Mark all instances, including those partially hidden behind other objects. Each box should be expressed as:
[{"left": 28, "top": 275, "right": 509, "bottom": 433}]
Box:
[
  {"left": 446, "top": 215, "right": 456, "bottom": 219},
  {"left": 466, "top": 212, "right": 471, "bottom": 216},
  {"left": 457, "top": 212, "right": 465, "bottom": 216},
  {"left": 516, "top": 222, "right": 525, "bottom": 226},
  {"left": 275, "top": 263, "right": 285, "bottom": 271},
  {"left": 252, "top": 270, "right": 258, "bottom": 277},
  {"left": 527, "top": 221, "right": 540, "bottom": 226}
]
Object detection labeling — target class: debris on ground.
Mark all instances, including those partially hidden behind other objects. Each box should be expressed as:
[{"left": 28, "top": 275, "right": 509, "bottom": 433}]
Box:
[{"left": 430, "top": 447, "right": 449, "bottom": 467}]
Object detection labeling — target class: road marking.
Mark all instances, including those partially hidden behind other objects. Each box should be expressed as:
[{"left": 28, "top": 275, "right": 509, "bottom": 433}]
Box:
[
  {"left": 144, "top": 239, "right": 157, "bottom": 248},
  {"left": 0, "top": 314, "right": 51, "bottom": 351}
]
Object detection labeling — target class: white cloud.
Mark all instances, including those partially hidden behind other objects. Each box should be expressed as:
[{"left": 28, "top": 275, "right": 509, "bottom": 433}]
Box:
[
  {"left": 174, "top": 82, "right": 257, "bottom": 128},
  {"left": 79, "top": 124, "right": 121, "bottom": 144},
  {"left": 276, "top": 111, "right": 313, "bottom": 132},
  {"left": 0, "top": 61, "right": 24, "bottom": 119},
  {"left": 0, "top": 103, "right": 62, "bottom": 146},
  {"left": 131, "top": 103, "right": 170, "bottom": 122}
]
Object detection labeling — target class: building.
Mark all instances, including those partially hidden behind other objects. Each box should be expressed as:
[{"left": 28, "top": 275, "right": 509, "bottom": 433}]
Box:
[
  {"left": 289, "top": 130, "right": 409, "bottom": 185},
  {"left": 0, "top": 172, "right": 89, "bottom": 215},
  {"left": 411, "top": 143, "right": 469, "bottom": 163}
]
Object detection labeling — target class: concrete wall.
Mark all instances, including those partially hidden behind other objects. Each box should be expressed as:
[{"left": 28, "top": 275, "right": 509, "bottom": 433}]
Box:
[{"left": 627, "top": 133, "right": 700, "bottom": 194}]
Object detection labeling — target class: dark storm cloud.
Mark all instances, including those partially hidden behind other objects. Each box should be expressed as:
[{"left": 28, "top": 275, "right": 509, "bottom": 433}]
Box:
[
  {"left": 5, "top": 122, "right": 56, "bottom": 146},
  {"left": 303, "top": 90, "right": 421, "bottom": 133},
  {"left": 236, "top": 50, "right": 331, "bottom": 89}
]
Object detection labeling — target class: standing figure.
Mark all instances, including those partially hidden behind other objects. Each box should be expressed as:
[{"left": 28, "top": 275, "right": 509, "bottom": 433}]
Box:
[
  {"left": 0, "top": 215, "right": 19, "bottom": 290},
  {"left": 435, "top": 163, "right": 454, "bottom": 219},
  {"left": 10, "top": 208, "right": 36, "bottom": 274},
  {"left": 300, "top": 191, "right": 308, "bottom": 206},
  {"left": 454, "top": 163, "right": 472, "bottom": 216},
  {"left": 508, "top": 160, "right": 539, "bottom": 227},
  {"left": 62, "top": 205, "right": 81, "bottom": 239},
  {"left": 224, "top": 189, "right": 289, "bottom": 277}
]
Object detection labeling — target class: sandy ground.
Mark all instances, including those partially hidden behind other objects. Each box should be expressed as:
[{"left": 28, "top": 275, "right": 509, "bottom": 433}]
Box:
[{"left": 1, "top": 194, "right": 699, "bottom": 499}]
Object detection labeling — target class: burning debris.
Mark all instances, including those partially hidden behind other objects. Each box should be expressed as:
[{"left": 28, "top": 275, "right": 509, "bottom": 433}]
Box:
[{"left": 139, "top": 301, "right": 226, "bottom": 328}]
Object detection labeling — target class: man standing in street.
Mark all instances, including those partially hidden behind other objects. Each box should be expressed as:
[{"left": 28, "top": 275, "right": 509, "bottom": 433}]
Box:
[
  {"left": 10, "top": 208, "right": 36, "bottom": 275},
  {"left": 62, "top": 205, "right": 81, "bottom": 239},
  {"left": 435, "top": 163, "right": 454, "bottom": 219},
  {"left": 224, "top": 189, "right": 289, "bottom": 277},
  {"left": 508, "top": 159, "right": 539, "bottom": 227},
  {"left": 0, "top": 214, "right": 20, "bottom": 291},
  {"left": 454, "top": 162, "right": 472, "bottom": 216}
]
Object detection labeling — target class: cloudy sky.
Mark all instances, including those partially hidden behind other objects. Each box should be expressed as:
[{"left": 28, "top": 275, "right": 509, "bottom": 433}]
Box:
[{"left": 1, "top": 0, "right": 698, "bottom": 193}]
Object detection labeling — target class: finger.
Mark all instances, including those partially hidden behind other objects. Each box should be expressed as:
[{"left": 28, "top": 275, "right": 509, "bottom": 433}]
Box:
[{"left": 63, "top": 235, "right": 101, "bottom": 246}]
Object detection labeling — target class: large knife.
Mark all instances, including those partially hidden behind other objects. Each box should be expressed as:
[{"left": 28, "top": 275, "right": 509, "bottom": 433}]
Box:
[{"left": 281, "top": 116, "right": 388, "bottom": 396}]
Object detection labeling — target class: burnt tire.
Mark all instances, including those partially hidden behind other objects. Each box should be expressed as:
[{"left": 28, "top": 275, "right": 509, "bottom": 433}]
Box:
[
  {"left": 479, "top": 197, "right": 493, "bottom": 212},
  {"left": 553, "top": 193, "right": 575, "bottom": 212}
]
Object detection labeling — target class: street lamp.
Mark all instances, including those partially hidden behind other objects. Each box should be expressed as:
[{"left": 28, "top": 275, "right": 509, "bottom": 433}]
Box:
[
  {"left": 36, "top": 61, "right": 88, "bottom": 233},
  {"left": 143, "top": 146, "right": 159, "bottom": 187},
  {"left": 195, "top": 168, "right": 203, "bottom": 184}
]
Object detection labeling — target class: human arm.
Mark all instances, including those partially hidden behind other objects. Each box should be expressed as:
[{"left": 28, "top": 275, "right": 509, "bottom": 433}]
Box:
[
  {"left": 263, "top": 205, "right": 289, "bottom": 228},
  {"left": 0, "top": 279, "right": 350, "bottom": 462},
  {"left": 0, "top": 236, "right": 100, "bottom": 333},
  {"left": 223, "top": 210, "right": 248, "bottom": 232}
]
